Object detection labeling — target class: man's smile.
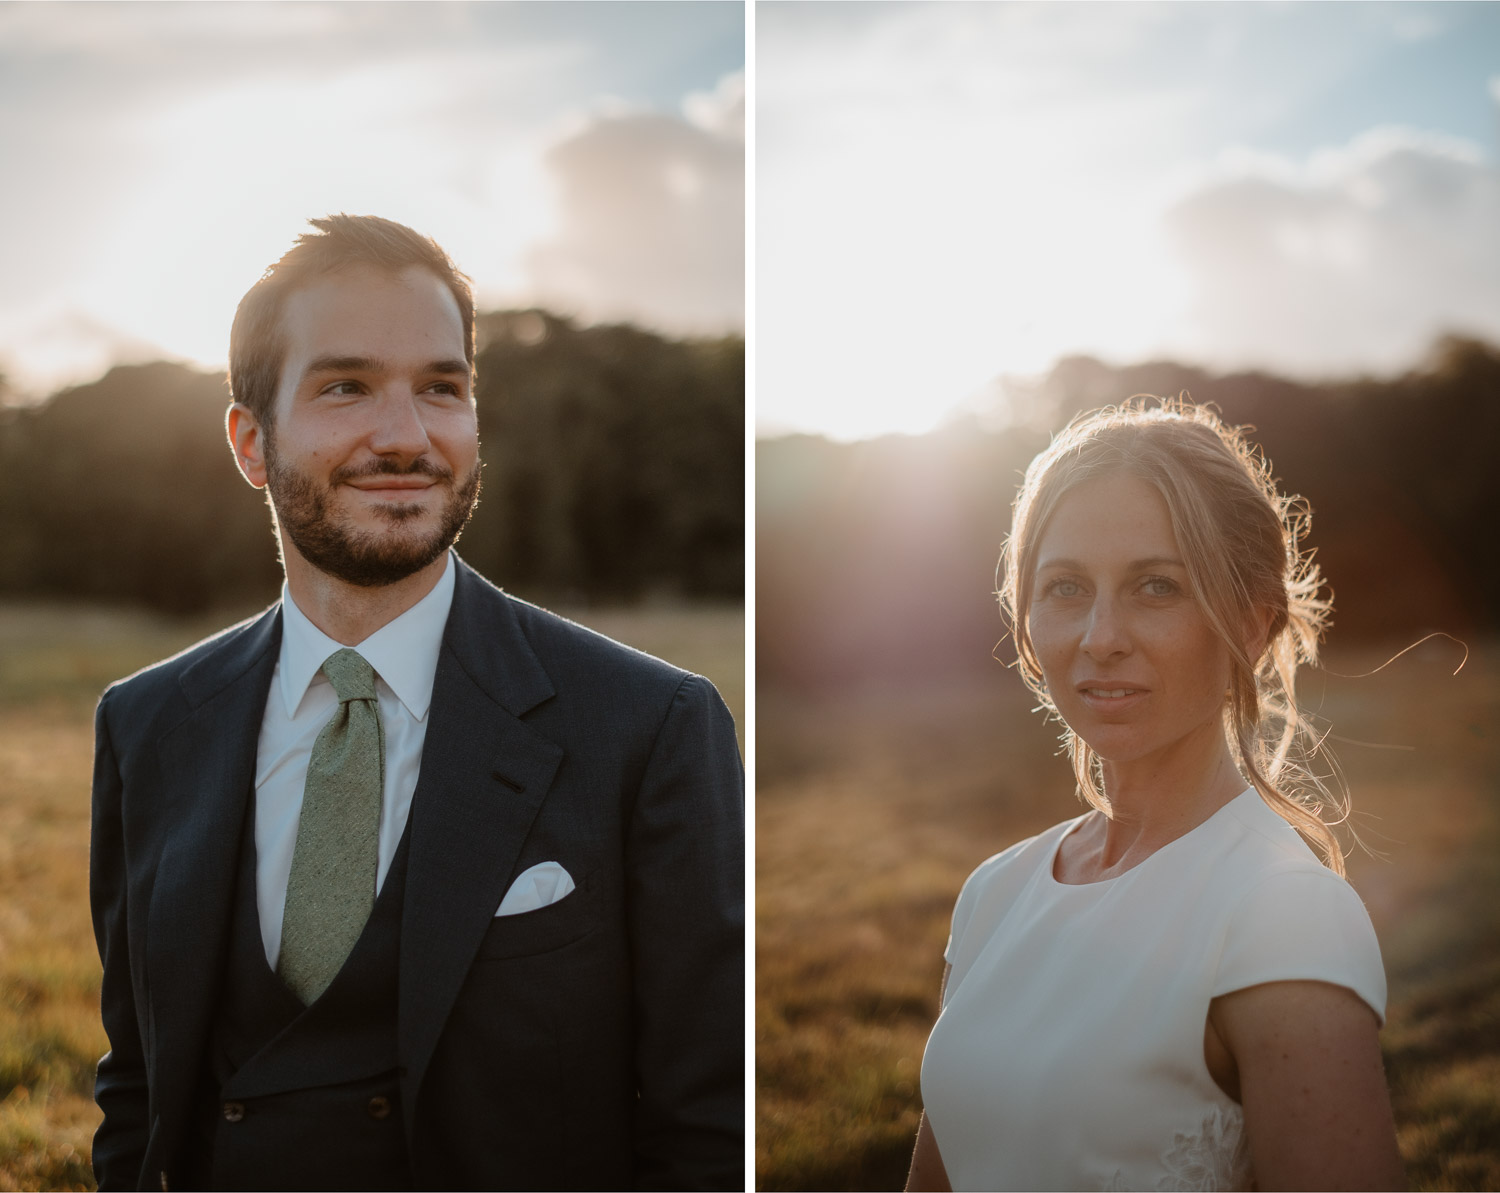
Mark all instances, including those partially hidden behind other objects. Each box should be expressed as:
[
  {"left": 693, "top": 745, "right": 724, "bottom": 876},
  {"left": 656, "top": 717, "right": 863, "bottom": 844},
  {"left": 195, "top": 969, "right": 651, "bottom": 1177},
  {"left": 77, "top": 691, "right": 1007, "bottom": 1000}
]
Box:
[{"left": 344, "top": 476, "right": 439, "bottom": 498}]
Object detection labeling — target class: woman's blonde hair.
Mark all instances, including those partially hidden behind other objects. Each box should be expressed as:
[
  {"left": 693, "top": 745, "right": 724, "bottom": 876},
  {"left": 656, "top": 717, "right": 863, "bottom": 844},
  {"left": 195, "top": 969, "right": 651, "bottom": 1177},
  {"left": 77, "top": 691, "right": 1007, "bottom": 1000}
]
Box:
[{"left": 997, "top": 397, "right": 1349, "bottom": 874}]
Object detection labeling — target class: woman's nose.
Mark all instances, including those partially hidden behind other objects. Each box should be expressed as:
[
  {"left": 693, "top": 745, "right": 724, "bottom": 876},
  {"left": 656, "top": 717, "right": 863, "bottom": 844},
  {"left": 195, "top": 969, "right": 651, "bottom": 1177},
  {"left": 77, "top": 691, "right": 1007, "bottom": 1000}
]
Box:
[{"left": 1079, "top": 597, "right": 1131, "bottom": 660}]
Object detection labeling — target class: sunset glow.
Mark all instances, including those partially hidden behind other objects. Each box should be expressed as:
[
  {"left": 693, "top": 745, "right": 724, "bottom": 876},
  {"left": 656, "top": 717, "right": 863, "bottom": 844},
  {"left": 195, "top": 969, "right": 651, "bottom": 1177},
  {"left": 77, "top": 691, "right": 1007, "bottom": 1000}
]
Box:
[
  {"left": 758, "top": 1, "right": 1500, "bottom": 441},
  {"left": 0, "top": 2, "right": 743, "bottom": 400}
]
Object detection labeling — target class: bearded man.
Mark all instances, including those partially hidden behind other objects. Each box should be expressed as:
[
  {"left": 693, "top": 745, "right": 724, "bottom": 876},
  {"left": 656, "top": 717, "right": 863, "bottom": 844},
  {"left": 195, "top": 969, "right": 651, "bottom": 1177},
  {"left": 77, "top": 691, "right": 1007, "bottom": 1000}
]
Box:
[{"left": 88, "top": 215, "right": 744, "bottom": 1192}]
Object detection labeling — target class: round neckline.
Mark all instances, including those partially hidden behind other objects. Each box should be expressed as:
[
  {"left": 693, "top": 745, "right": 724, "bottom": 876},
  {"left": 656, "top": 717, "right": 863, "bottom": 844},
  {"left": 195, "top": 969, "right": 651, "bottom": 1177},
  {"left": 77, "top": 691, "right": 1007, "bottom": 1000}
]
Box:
[{"left": 1047, "top": 787, "right": 1256, "bottom": 888}]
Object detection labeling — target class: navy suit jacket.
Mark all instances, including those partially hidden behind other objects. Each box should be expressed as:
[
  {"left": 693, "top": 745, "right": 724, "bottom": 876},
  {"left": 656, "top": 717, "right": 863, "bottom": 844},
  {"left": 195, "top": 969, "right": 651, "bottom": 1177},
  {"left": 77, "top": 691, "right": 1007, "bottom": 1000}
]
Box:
[{"left": 89, "top": 559, "right": 745, "bottom": 1190}]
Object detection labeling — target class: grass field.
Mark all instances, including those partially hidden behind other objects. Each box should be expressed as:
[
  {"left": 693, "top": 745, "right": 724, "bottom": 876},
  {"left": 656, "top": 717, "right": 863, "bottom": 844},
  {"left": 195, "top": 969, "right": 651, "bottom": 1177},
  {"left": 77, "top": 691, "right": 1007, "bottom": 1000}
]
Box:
[
  {"left": 757, "top": 638, "right": 1500, "bottom": 1191},
  {"left": 0, "top": 596, "right": 744, "bottom": 1191}
]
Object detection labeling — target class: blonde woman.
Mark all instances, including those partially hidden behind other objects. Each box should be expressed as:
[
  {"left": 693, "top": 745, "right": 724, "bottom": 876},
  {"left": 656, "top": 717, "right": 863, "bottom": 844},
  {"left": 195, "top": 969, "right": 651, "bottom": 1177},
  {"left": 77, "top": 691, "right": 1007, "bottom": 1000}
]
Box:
[{"left": 908, "top": 402, "right": 1404, "bottom": 1192}]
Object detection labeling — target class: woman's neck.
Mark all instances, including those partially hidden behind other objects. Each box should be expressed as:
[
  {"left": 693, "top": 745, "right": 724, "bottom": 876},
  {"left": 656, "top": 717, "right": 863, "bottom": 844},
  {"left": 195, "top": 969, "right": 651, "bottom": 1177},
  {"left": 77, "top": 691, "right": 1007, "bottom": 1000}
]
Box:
[{"left": 1074, "top": 728, "right": 1248, "bottom": 880}]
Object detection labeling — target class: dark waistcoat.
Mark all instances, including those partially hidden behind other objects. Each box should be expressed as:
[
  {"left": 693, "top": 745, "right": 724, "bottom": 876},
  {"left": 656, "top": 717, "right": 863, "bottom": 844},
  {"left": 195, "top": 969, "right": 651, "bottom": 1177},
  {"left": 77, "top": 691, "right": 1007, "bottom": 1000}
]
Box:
[{"left": 181, "top": 810, "right": 415, "bottom": 1192}]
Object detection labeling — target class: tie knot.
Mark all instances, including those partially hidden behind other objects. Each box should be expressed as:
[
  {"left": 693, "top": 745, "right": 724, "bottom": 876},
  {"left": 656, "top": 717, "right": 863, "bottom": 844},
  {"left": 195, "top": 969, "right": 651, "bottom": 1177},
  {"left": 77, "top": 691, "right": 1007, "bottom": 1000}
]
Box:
[{"left": 322, "top": 648, "right": 377, "bottom": 703}]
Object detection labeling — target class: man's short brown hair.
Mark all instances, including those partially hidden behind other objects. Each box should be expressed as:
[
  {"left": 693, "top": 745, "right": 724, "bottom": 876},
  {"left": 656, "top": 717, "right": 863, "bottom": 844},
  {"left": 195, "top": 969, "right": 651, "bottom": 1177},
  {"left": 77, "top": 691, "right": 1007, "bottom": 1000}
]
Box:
[{"left": 229, "top": 214, "right": 476, "bottom": 428}]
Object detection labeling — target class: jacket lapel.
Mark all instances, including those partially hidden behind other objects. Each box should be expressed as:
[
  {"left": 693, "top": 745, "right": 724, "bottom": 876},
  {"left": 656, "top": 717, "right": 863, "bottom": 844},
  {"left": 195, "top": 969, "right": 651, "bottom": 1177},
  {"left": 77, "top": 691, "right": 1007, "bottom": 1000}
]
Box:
[
  {"left": 399, "top": 562, "right": 562, "bottom": 1131},
  {"left": 145, "top": 607, "right": 280, "bottom": 1151}
]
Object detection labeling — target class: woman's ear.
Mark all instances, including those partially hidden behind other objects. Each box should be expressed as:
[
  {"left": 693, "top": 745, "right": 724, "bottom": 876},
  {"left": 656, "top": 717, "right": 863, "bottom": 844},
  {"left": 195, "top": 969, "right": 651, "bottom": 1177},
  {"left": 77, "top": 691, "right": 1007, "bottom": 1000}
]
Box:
[{"left": 1242, "top": 606, "right": 1275, "bottom": 661}]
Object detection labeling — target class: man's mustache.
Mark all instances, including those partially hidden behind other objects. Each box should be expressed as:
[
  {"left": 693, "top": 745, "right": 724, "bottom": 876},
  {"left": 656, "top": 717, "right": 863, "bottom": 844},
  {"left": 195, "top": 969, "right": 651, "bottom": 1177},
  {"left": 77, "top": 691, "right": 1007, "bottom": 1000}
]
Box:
[{"left": 329, "top": 457, "right": 455, "bottom": 485}]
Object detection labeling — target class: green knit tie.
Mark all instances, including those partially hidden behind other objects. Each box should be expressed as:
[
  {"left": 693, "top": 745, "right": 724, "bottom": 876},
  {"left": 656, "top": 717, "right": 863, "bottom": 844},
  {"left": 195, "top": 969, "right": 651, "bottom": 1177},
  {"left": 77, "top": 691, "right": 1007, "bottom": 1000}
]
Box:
[{"left": 277, "top": 648, "right": 384, "bottom": 1005}]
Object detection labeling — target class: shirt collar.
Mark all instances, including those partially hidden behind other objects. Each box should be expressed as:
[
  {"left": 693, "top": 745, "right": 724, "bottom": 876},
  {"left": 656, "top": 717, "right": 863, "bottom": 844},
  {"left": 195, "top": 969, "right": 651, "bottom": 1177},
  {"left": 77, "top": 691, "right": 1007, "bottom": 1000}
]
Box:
[{"left": 276, "top": 551, "right": 457, "bottom": 722}]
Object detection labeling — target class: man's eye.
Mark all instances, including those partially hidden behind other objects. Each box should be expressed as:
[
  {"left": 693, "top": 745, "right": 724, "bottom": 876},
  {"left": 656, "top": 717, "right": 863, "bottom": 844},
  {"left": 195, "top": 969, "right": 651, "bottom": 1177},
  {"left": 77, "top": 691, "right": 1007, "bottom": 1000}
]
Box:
[{"left": 322, "top": 381, "right": 362, "bottom": 396}]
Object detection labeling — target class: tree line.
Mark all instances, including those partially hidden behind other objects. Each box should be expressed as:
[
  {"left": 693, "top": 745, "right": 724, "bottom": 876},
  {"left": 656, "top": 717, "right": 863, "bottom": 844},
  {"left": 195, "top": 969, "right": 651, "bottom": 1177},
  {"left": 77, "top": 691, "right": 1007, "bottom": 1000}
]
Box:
[
  {"left": 758, "top": 335, "right": 1500, "bottom": 689},
  {"left": 0, "top": 310, "right": 744, "bottom": 614}
]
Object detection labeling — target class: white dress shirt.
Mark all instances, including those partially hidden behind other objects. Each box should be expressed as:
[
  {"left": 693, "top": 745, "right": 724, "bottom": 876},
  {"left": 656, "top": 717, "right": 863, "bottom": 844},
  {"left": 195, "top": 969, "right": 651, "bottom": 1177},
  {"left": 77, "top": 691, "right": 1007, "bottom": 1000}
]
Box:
[{"left": 253, "top": 552, "right": 456, "bottom": 968}]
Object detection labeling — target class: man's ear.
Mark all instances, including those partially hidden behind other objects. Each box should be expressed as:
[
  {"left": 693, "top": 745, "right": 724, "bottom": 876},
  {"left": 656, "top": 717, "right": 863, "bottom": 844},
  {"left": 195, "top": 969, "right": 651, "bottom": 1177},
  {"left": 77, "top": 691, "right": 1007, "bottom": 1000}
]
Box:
[{"left": 227, "top": 403, "right": 269, "bottom": 490}]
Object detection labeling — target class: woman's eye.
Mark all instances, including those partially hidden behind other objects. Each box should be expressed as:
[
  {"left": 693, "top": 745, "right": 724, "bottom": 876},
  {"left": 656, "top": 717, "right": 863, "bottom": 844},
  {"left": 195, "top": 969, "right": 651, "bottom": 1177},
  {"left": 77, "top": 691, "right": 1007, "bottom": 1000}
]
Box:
[
  {"left": 1141, "top": 577, "right": 1176, "bottom": 597},
  {"left": 1047, "top": 579, "right": 1082, "bottom": 598}
]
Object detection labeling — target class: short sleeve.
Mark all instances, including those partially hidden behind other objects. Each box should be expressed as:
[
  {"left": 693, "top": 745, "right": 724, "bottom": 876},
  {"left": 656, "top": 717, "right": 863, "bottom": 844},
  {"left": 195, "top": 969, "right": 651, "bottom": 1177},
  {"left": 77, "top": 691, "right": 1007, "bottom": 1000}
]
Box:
[
  {"left": 941, "top": 848, "right": 1015, "bottom": 1007},
  {"left": 942, "top": 870, "right": 990, "bottom": 966},
  {"left": 1213, "top": 866, "right": 1387, "bottom": 1024},
  {"left": 942, "top": 840, "right": 1026, "bottom": 972}
]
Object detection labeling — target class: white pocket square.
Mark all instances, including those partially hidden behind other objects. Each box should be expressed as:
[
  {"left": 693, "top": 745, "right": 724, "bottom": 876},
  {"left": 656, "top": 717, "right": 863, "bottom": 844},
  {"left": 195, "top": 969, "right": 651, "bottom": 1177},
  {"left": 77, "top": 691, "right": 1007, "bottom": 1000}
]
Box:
[{"left": 494, "top": 861, "right": 576, "bottom": 916}]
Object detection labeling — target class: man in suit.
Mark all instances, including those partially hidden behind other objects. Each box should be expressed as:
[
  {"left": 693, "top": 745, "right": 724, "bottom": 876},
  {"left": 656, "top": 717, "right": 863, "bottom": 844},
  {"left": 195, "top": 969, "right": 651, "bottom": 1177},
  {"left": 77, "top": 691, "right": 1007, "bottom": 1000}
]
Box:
[{"left": 89, "top": 215, "right": 745, "bottom": 1191}]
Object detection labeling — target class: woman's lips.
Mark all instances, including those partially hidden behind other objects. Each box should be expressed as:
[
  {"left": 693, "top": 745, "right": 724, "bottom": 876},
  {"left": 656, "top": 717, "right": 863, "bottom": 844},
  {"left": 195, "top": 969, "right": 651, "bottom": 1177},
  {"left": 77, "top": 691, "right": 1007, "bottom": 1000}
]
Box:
[{"left": 1075, "top": 686, "right": 1150, "bottom": 712}]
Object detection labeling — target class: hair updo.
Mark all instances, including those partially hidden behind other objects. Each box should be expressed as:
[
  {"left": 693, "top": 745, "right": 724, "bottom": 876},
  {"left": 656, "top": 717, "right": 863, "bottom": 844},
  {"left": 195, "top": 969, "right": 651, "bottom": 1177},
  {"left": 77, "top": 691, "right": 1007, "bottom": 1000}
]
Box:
[{"left": 997, "top": 397, "right": 1348, "bottom": 874}]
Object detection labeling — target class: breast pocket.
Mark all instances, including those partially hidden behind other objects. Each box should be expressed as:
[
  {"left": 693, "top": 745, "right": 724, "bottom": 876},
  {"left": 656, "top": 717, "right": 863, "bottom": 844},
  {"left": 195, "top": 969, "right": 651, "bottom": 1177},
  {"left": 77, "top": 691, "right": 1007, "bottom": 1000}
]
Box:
[{"left": 473, "top": 872, "right": 598, "bottom": 961}]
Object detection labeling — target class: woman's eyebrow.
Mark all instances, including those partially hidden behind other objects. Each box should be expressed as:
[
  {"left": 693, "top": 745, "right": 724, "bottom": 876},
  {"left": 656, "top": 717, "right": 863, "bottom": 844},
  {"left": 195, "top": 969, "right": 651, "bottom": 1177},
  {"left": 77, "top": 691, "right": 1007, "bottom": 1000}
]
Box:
[{"left": 1036, "top": 555, "right": 1186, "bottom": 571}]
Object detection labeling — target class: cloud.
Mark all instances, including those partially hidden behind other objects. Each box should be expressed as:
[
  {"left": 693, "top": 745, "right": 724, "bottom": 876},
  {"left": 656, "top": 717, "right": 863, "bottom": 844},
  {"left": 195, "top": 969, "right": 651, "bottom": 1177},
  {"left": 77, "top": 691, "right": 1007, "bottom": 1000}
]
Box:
[
  {"left": 0, "top": 307, "right": 169, "bottom": 401},
  {"left": 1163, "top": 127, "right": 1500, "bottom": 376},
  {"left": 524, "top": 79, "right": 744, "bottom": 335},
  {"left": 685, "top": 69, "right": 744, "bottom": 142},
  {"left": 0, "top": 3, "right": 743, "bottom": 395},
  {"left": 1392, "top": 10, "right": 1445, "bottom": 41}
]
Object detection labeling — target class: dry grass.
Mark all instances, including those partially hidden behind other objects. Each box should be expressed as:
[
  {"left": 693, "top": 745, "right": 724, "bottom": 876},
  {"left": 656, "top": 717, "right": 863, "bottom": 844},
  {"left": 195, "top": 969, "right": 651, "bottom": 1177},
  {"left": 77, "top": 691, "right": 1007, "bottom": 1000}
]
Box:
[
  {"left": 0, "top": 710, "right": 103, "bottom": 1192},
  {"left": 757, "top": 639, "right": 1500, "bottom": 1191},
  {"left": 0, "top": 596, "right": 743, "bottom": 1191}
]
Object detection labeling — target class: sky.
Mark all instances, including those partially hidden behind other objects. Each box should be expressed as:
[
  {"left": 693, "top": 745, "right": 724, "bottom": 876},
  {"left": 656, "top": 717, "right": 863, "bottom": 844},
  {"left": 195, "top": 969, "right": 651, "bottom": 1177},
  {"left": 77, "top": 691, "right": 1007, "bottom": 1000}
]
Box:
[
  {"left": 758, "top": 1, "right": 1500, "bottom": 440},
  {"left": 0, "top": 1, "right": 744, "bottom": 401}
]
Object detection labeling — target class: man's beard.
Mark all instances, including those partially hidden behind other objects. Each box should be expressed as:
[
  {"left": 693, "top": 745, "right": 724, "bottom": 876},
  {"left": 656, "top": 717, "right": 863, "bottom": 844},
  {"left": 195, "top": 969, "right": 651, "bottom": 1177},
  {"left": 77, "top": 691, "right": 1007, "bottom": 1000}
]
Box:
[{"left": 266, "top": 447, "right": 482, "bottom": 588}]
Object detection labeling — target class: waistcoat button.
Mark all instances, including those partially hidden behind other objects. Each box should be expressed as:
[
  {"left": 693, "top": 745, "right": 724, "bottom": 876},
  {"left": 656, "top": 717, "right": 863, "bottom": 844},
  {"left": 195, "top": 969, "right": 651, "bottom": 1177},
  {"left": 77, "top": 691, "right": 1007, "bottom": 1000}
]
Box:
[
  {"left": 222, "top": 1101, "right": 245, "bottom": 1122},
  {"left": 367, "top": 1095, "right": 392, "bottom": 1119}
]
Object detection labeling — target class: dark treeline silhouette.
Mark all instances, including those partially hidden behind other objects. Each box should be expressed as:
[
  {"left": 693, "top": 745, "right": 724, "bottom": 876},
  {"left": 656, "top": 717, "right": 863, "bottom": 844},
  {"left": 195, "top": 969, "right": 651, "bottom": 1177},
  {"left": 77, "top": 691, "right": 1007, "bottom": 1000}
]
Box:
[
  {"left": 0, "top": 311, "right": 743, "bottom": 614},
  {"left": 758, "top": 335, "right": 1500, "bottom": 690}
]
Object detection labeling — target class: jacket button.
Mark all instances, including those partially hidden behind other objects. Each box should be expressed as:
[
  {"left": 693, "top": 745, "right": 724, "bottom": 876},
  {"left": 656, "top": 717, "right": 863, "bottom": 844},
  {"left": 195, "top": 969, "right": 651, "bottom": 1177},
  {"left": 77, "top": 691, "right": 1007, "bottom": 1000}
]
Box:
[
  {"left": 367, "top": 1095, "right": 392, "bottom": 1119},
  {"left": 222, "top": 1101, "right": 245, "bottom": 1122}
]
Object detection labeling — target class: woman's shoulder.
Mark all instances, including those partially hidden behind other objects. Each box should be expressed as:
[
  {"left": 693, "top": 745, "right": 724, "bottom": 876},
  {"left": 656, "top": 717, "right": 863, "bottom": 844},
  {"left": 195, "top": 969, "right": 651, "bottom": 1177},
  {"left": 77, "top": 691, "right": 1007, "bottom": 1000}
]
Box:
[
  {"left": 945, "top": 814, "right": 1085, "bottom": 955},
  {"left": 961, "top": 813, "right": 1085, "bottom": 893},
  {"left": 1204, "top": 792, "right": 1387, "bottom": 1020},
  {"left": 1204, "top": 789, "right": 1349, "bottom": 891},
  {"left": 1182, "top": 791, "right": 1374, "bottom": 935}
]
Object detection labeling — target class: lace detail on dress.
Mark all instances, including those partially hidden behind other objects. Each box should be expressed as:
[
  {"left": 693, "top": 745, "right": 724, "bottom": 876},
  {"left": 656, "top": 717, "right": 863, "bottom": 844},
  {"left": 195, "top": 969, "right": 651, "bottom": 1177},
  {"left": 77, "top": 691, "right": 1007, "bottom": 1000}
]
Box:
[{"left": 1104, "top": 1105, "right": 1252, "bottom": 1191}]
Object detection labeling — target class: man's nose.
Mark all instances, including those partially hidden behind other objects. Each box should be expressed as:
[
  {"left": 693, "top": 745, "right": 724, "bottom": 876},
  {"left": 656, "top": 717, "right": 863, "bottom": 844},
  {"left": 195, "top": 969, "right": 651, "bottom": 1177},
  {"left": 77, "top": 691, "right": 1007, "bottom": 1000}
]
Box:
[
  {"left": 368, "top": 390, "right": 432, "bottom": 459},
  {"left": 1079, "top": 596, "right": 1131, "bottom": 660}
]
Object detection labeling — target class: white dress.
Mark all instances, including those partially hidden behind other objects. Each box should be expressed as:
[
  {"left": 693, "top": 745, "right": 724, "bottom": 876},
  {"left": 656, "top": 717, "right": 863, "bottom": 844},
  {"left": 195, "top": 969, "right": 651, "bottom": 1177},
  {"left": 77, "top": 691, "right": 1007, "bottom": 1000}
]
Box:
[{"left": 920, "top": 788, "right": 1386, "bottom": 1192}]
